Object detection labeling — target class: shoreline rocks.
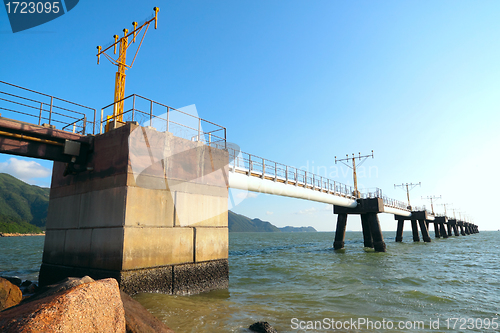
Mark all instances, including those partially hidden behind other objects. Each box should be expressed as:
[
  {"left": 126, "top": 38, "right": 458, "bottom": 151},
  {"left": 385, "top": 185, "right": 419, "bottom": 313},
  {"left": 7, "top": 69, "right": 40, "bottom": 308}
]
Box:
[
  {"left": 0, "top": 232, "right": 45, "bottom": 237},
  {"left": 0, "top": 278, "right": 22, "bottom": 311},
  {"left": 249, "top": 321, "right": 278, "bottom": 333},
  {"left": 0, "top": 276, "right": 175, "bottom": 333}
]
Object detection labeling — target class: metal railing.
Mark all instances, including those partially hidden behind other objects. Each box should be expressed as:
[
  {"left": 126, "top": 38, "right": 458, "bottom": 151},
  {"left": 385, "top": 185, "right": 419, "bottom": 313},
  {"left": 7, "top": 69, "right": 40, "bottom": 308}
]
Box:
[
  {"left": 0, "top": 81, "right": 97, "bottom": 135},
  {"left": 100, "top": 94, "right": 226, "bottom": 146},
  {"left": 224, "top": 148, "right": 411, "bottom": 211}
]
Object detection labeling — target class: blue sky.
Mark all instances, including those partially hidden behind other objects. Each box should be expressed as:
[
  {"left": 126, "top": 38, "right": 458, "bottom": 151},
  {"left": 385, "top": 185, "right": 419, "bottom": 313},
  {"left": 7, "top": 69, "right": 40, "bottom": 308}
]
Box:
[{"left": 1, "top": 0, "right": 499, "bottom": 231}]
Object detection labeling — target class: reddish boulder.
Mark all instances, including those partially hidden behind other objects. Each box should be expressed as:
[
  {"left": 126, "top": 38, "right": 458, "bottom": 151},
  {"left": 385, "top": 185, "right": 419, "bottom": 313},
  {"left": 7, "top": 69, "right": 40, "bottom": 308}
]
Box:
[
  {"left": 0, "top": 278, "right": 125, "bottom": 333},
  {"left": 0, "top": 277, "right": 22, "bottom": 311}
]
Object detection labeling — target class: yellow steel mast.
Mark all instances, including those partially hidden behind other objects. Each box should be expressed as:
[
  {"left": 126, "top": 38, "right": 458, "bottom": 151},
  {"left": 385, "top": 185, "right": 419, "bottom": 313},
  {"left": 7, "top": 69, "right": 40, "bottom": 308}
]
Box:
[{"left": 96, "top": 7, "right": 159, "bottom": 128}]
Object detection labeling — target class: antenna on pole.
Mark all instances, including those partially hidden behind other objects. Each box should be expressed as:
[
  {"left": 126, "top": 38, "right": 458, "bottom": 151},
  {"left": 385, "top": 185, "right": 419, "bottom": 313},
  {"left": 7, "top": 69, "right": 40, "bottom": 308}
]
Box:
[
  {"left": 421, "top": 195, "right": 441, "bottom": 215},
  {"left": 394, "top": 182, "right": 421, "bottom": 210},
  {"left": 96, "top": 7, "right": 159, "bottom": 132},
  {"left": 335, "top": 150, "right": 374, "bottom": 198}
]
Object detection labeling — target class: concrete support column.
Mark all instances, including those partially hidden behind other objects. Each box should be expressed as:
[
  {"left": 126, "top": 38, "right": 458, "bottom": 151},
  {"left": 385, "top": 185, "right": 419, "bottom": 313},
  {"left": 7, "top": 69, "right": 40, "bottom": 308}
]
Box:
[
  {"left": 367, "top": 213, "right": 386, "bottom": 252},
  {"left": 460, "top": 225, "right": 466, "bottom": 236},
  {"left": 411, "top": 220, "right": 420, "bottom": 242},
  {"left": 418, "top": 219, "right": 431, "bottom": 242},
  {"left": 452, "top": 224, "right": 459, "bottom": 236},
  {"left": 439, "top": 223, "right": 448, "bottom": 238},
  {"left": 446, "top": 223, "right": 453, "bottom": 237},
  {"left": 361, "top": 214, "right": 374, "bottom": 248},
  {"left": 395, "top": 219, "right": 404, "bottom": 242},
  {"left": 333, "top": 214, "right": 348, "bottom": 250},
  {"left": 434, "top": 223, "right": 440, "bottom": 238}
]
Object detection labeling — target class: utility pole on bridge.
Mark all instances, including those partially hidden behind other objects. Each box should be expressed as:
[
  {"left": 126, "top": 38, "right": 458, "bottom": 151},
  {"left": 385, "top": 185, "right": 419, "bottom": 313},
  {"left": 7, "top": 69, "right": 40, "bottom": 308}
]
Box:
[
  {"left": 437, "top": 203, "right": 452, "bottom": 217},
  {"left": 394, "top": 182, "right": 421, "bottom": 210},
  {"left": 421, "top": 195, "right": 441, "bottom": 215},
  {"left": 335, "top": 150, "right": 374, "bottom": 198}
]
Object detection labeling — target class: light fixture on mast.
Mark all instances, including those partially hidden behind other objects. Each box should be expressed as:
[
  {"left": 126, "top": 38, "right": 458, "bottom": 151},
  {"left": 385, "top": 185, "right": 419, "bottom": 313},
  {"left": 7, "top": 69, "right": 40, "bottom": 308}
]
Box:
[
  {"left": 421, "top": 195, "right": 441, "bottom": 215},
  {"left": 335, "top": 150, "right": 374, "bottom": 198},
  {"left": 96, "top": 7, "right": 159, "bottom": 131},
  {"left": 394, "top": 182, "right": 421, "bottom": 210}
]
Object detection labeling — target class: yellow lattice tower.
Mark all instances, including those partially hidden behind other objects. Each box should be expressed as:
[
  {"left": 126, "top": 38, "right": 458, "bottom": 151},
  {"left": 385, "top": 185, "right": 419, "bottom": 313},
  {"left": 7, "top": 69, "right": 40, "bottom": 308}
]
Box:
[{"left": 97, "top": 7, "right": 159, "bottom": 130}]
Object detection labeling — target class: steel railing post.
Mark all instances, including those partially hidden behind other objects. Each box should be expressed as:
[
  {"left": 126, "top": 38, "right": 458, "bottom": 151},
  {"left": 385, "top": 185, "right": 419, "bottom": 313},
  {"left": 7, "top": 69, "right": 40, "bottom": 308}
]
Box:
[
  {"left": 285, "top": 165, "right": 288, "bottom": 184},
  {"left": 100, "top": 108, "right": 104, "bottom": 134},
  {"left": 166, "top": 106, "right": 170, "bottom": 132},
  {"left": 132, "top": 95, "right": 136, "bottom": 122},
  {"left": 49, "top": 96, "right": 53, "bottom": 126},
  {"left": 262, "top": 159, "right": 265, "bottom": 179},
  {"left": 150, "top": 100, "right": 153, "bottom": 126},
  {"left": 274, "top": 162, "right": 277, "bottom": 182},
  {"left": 38, "top": 103, "right": 43, "bottom": 125},
  {"left": 198, "top": 118, "right": 201, "bottom": 142}
]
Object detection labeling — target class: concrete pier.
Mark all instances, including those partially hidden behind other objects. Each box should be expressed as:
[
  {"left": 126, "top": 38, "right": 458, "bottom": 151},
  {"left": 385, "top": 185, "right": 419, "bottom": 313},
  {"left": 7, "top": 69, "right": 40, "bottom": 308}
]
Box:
[
  {"left": 39, "top": 123, "right": 229, "bottom": 295},
  {"left": 418, "top": 219, "right": 432, "bottom": 242},
  {"left": 433, "top": 222, "right": 440, "bottom": 238},
  {"left": 435, "top": 216, "right": 448, "bottom": 238},
  {"left": 333, "top": 198, "right": 386, "bottom": 252},
  {"left": 333, "top": 214, "right": 347, "bottom": 250},
  {"left": 395, "top": 219, "right": 404, "bottom": 242},
  {"left": 446, "top": 222, "right": 453, "bottom": 237},
  {"left": 360, "top": 214, "right": 374, "bottom": 248},
  {"left": 394, "top": 211, "right": 431, "bottom": 243},
  {"left": 411, "top": 220, "right": 420, "bottom": 242},
  {"left": 448, "top": 219, "right": 460, "bottom": 236},
  {"left": 458, "top": 221, "right": 466, "bottom": 236}
]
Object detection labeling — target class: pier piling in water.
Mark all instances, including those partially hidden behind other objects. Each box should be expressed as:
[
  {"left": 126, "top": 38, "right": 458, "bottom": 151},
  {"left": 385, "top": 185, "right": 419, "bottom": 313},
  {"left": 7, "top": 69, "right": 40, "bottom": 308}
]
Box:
[
  {"left": 394, "top": 211, "right": 432, "bottom": 243},
  {"left": 433, "top": 222, "right": 440, "bottom": 238},
  {"left": 395, "top": 219, "right": 404, "bottom": 242},
  {"left": 333, "top": 198, "right": 386, "bottom": 252},
  {"left": 418, "top": 219, "right": 431, "bottom": 242},
  {"left": 411, "top": 220, "right": 420, "bottom": 242},
  {"left": 361, "top": 214, "right": 374, "bottom": 248},
  {"left": 333, "top": 213, "right": 348, "bottom": 250}
]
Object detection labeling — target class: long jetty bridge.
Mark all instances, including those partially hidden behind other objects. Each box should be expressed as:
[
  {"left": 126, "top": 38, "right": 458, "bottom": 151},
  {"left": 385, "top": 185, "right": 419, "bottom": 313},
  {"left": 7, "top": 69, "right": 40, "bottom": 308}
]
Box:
[{"left": 0, "top": 80, "right": 478, "bottom": 295}]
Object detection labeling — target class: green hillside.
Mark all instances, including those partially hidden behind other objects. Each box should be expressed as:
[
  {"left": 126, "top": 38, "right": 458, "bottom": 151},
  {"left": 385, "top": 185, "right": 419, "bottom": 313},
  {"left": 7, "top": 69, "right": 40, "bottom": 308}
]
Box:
[
  {"left": 228, "top": 211, "right": 281, "bottom": 232},
  {"left": 0, "top": 173, "right": 49, "bottom": 234}
]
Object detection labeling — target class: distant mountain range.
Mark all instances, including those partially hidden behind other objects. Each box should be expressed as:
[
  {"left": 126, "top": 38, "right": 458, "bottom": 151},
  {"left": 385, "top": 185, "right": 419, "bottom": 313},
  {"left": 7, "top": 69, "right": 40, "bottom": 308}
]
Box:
[
  {"left": 0, "top": 173, "right": 316, "bottom": 234},
  {"left": 228, "top": 211, "right": 316, "bottom": 233}
]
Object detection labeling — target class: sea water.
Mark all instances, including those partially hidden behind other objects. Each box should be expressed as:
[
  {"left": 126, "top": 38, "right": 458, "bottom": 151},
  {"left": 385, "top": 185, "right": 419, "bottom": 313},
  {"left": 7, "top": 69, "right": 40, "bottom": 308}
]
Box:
[{"left": 1, "top": 231, "right": 499, "bottom": 332}]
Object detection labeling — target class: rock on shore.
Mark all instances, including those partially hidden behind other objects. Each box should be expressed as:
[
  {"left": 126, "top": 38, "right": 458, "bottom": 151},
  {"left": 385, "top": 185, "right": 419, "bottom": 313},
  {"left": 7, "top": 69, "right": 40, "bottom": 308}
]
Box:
[
  {"left": 0, "top": 278, "right": 125, "bottom": 332},
  {"left": 0, "top": 278, "right": 22, "bottom": 311},
  {"left": 0, "top": 276, "right": 175, "bottom": 333}
]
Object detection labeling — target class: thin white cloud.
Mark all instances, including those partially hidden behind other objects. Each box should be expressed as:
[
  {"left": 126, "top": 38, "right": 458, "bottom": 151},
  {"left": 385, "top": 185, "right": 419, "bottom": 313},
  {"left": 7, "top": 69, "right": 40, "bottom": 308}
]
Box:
[
  {"left": 324, "top": 204, "right": 333, "bottom": 211},
  {"left": 0, "top": 157, "right": 51, "bottom": 183},
  {"left": 295, "top": 207, "right": 317, "bottom": 215},
  {"left": 266, "top": 211, "right": 273, "bottom": 215}
]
